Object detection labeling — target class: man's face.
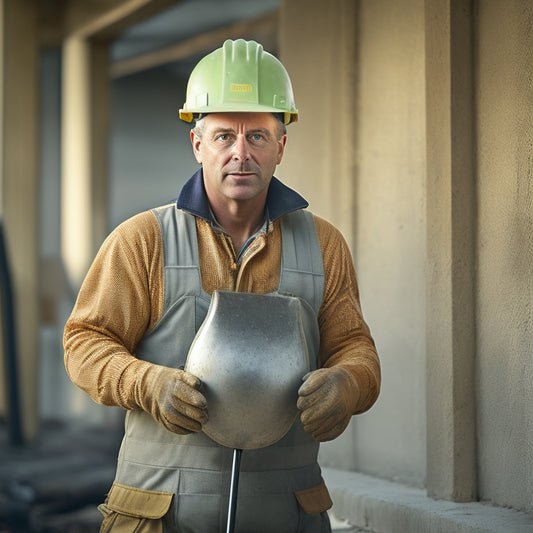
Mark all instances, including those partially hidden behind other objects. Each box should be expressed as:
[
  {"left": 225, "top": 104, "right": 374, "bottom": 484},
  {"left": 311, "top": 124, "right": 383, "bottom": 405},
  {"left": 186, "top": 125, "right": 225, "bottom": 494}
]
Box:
[{"left": 191, "top": 112, "right": 287, "bottom": 208}]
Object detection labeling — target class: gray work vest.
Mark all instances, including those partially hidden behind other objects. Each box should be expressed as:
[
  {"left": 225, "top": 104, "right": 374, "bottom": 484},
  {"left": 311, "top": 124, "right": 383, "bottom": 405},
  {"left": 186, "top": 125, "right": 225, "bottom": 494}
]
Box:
[{"left": 113, "top": 205, "right": 325, "bottom": 532}]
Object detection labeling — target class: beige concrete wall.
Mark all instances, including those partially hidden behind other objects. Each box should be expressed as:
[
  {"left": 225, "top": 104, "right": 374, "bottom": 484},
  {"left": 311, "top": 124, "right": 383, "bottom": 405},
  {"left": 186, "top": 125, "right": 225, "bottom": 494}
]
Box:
[
  {"left": 280, "top": 1, "right": 533, "bottom": 509},
  {"left": 425, "top": 0, "right": 477, "bottom": 501},
  {"left": 278, "top": 0, "right": 357, "bottom": 250},
  {"left": 475, "top": 0, "right": 533, "bottom": 511},
  {"left": 350, "top": 0, "right": 427, "bottom": 485},
  {"left": 279, "top": 0, "right": 427, "bottom": 485}
]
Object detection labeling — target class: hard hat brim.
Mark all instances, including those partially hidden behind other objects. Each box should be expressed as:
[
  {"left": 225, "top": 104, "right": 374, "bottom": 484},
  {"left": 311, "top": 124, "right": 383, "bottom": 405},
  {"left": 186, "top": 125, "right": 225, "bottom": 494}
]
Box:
[{"left": 179, "top": 107, "right": 298, "bottom": 125}]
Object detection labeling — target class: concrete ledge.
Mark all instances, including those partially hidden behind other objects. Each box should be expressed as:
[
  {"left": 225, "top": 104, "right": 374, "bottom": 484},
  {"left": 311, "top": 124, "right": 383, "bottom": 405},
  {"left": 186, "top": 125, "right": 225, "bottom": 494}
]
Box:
[{"left": 322, "top": 468, "right": 533, "bottom": 533}]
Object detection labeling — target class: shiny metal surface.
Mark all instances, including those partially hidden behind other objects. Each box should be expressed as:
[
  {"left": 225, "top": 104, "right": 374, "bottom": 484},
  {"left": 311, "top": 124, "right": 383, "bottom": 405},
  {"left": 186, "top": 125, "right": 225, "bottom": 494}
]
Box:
[{"left": 185, "top": 290, "right": 310, "bottom": 450}]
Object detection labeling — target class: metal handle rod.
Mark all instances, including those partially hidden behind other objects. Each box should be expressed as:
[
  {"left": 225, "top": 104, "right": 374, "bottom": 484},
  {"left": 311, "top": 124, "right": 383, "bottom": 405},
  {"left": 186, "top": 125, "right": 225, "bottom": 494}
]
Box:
[{"left": 226, "top": 448, "right": 243, "bottom": 533}]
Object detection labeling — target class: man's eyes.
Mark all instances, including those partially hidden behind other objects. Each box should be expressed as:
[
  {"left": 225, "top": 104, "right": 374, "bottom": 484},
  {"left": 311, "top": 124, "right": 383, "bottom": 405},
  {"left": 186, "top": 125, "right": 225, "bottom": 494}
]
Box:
[{"left": 214, "top": 132, "right": 267, "bottom": 142}]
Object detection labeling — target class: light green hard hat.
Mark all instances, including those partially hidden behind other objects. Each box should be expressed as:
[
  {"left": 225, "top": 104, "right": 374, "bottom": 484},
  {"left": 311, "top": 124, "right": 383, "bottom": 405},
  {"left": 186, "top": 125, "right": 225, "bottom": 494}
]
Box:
[{"left": 179, "top": 39, "right": 298, "bottom": 125}]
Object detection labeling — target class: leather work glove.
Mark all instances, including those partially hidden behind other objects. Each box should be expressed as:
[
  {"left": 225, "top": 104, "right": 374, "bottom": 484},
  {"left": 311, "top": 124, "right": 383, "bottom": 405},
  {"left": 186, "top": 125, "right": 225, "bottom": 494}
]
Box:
[
  {"left": 297, "top": 367, "right": 360, "bottom": 442},
  {"left": 138, "top": 365, "right": 208, "bottom": 435}
]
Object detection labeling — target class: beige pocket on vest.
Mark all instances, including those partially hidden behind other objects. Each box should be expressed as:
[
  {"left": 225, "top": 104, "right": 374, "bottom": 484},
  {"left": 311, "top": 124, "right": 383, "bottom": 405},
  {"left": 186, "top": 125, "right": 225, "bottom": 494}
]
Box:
[
  {"left": 294, "top": 479, "right": 333, "bottom": 515},
  {"left": 99, "top": 482, "right": 173, "bottom": 533}
]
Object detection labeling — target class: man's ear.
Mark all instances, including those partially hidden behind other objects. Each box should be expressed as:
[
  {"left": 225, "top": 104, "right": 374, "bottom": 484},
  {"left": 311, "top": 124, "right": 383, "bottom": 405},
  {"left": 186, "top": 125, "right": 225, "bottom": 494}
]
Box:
[
  {"left": 190, "top": 129, "right": 202, "bottom": 164},
  {"left": 276, "top": 134, "right": 287, "bottom": 165}
]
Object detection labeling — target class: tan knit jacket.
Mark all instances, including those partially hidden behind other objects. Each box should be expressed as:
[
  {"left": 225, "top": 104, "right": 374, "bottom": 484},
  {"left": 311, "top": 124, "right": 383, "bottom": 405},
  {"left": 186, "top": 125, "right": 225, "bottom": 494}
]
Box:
[{"left": 63, "top": 209, "right": 380, "bottom": 416}]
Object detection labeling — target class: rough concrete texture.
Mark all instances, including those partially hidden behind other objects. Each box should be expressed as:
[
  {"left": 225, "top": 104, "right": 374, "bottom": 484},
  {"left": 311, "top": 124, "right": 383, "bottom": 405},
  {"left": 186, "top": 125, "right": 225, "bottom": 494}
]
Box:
[
  {"left": 350, "top": 0, "right": 427, "bottom": 487},
  {"left": 474, "top": 0, "right": 533, "bottom": 511},
  {"left": 323, "top": 469, "right": 533, "bottom": 533}
]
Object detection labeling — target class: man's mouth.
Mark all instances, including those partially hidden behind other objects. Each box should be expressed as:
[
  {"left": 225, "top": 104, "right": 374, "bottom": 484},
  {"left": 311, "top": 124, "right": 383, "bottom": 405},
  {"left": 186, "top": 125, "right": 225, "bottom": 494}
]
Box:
[{"left": 225, "top": 168, "right": 257, "bottom": 179}]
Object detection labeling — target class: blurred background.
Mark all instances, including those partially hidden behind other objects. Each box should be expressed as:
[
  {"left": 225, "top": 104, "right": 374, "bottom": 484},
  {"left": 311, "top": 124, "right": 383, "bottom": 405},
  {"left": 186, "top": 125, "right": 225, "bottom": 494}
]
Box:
[{"left": 0, "top": 0, "right": 532, "bottom": 531}]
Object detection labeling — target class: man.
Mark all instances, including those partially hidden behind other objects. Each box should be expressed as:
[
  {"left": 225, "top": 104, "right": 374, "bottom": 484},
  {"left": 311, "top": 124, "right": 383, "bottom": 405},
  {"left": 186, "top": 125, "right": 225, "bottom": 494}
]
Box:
[{"left": 64, "top": 39, "right": 380, "bottom": 532}]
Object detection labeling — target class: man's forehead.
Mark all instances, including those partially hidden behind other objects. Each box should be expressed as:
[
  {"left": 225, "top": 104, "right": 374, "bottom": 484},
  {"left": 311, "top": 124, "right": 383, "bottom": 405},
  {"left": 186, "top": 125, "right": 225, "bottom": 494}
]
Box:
[{"left": 203, "top": 112, "right": 277, "bottom": 130}]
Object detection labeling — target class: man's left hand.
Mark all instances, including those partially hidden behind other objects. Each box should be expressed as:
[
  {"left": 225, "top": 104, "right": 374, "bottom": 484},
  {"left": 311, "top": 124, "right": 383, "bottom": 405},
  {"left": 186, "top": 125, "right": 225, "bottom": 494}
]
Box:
[{"left": 297, "top": 367, "right": 360, "bottom": 442}]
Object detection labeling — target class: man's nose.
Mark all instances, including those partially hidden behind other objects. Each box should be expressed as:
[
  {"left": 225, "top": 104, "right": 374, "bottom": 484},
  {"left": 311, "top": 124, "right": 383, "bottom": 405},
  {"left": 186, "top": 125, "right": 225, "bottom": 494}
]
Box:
[{"left": 232, "top": 136, "right": 251, "bottom": 161}]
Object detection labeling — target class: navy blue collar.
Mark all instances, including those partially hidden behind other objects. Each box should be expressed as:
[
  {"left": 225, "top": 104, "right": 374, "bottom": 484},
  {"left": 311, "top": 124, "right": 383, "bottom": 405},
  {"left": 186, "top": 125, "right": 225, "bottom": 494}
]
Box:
[{"left": 176, "top": 168, "right": 309, "bottom": 223}]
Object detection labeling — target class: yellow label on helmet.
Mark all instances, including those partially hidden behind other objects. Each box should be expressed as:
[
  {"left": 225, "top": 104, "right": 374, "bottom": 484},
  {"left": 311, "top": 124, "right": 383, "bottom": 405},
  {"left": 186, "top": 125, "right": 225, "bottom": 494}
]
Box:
[{"left": 230, "top": 83, "right": 253, "bottom": 93}]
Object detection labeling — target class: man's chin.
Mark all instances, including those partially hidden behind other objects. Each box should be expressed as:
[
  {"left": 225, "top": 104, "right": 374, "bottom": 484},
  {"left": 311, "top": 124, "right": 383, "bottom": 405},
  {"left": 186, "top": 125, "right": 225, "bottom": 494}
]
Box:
[
  {"left": 223, "top": 179, "right": 263, "bottom": 195},
  {"left": 224, "top": 185, "right": 267, "bottom": 203}
]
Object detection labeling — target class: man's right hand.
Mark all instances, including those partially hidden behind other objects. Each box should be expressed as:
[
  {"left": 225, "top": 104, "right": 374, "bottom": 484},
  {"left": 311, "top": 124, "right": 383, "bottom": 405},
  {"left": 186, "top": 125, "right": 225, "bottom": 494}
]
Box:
[{"left": 140, "top": 366, "right": 208, "bottom": 434}]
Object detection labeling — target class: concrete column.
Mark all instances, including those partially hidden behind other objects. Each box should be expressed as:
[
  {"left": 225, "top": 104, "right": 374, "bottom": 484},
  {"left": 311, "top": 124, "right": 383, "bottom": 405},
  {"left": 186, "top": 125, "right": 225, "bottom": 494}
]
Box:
[
  {"left": 61, "top": 36, "right": 109, "bottom": 289},
  {"left": 88, "top": 41, "right": 110, "bottom": 254},
  {"left": 279, "top": 0, "right": 357, "bottom": 251},
  {"left": 62, "top": 36, "right": 92, "bottom": 288},
  {"left": 0, "top": 0, "right": 39, "bottom": 440},
  {"left": 425, "top": 0, "right": 477, "bottom": 501}
]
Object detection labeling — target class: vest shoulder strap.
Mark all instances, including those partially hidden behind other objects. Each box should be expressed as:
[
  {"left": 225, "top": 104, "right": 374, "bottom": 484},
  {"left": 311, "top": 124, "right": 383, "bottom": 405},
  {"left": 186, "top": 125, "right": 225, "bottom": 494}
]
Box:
[
  {"left": 151, "top": 206, "right": 204, "bottom": 311},
  {"left": 279, "top": 210, "right": 325, "bottom": 314}
]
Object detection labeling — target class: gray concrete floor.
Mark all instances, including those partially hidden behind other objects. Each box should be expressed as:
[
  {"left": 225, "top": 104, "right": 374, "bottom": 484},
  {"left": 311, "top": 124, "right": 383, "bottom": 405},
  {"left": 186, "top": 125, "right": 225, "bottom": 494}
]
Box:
[
  {"left": 0, "top": 419, "right": 120, "bottom": 532},
  {"left": 329, "top": 514, "right": 372, "bottom": 532}
]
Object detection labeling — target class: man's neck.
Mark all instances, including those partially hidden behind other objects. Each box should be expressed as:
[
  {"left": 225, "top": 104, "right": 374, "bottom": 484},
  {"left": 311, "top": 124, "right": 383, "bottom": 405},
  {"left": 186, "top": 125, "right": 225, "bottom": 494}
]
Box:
[{"left": 210, "top": 199, "right": 266, "bottom": 254}]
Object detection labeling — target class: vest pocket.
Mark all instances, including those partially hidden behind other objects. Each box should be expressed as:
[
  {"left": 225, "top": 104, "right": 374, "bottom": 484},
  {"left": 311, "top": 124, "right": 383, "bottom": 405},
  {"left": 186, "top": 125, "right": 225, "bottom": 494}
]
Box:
[
  {"left": 99, "top": 482, "right": 173, "bottom": 533},
  {"left": 294, "top": 479, "right": 333, "bottom": 514}
]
